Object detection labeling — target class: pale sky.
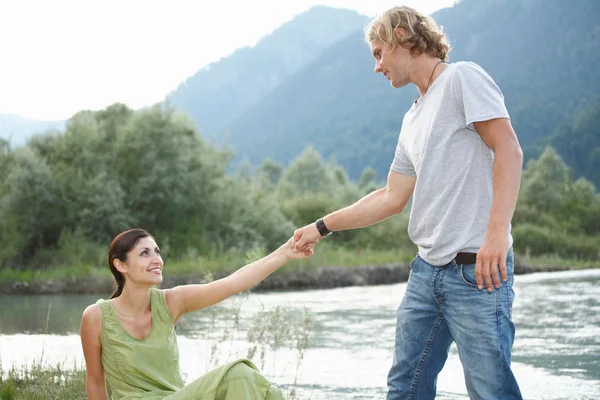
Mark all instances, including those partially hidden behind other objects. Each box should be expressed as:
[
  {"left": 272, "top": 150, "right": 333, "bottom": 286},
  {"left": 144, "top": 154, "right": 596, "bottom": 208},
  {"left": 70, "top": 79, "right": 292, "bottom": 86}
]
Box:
[{"left": 0, "top": 0, "right": 455, "bottom": 120}]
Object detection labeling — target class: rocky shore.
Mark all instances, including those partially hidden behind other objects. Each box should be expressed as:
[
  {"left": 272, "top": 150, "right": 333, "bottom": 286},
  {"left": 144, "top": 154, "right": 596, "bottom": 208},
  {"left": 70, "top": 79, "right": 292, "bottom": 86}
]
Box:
[{"left": 1, "top": 260, "right": 588, "bottom": 295}]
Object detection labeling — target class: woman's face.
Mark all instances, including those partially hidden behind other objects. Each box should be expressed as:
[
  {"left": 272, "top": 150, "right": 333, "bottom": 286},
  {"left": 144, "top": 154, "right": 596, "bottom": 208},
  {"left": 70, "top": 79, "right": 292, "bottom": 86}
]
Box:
[{"left": 118, "top": 236, "right": 164, "bottom": 286}]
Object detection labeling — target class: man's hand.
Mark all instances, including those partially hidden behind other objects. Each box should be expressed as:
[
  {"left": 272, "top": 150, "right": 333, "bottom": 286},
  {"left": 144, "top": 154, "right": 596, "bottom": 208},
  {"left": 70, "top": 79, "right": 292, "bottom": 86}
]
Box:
[
  {"left": 281, "top": 236, "right": 315, "bottom": 260},
  {"left": 292, "top": 223, "right": 322, "bottom": 253},
  {"left": 475, "top": 229, "right": 510, "bottom": 292}
]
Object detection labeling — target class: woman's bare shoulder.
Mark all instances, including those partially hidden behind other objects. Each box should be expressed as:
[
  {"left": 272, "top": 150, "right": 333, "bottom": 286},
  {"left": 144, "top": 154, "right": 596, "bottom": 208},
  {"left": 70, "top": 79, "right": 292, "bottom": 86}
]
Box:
[{"left": 81, "top": 303, "right": 103, "bottom": 334}]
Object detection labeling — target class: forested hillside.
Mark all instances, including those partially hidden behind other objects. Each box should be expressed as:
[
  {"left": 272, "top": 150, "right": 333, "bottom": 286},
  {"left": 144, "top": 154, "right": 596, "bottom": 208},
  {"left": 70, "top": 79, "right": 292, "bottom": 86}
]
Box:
[
  {"left": 166, "top": 6, "right": 368, "bottom": 135},
  {"left": 217, "top": 0, "right": 600, "bottom": 185}
]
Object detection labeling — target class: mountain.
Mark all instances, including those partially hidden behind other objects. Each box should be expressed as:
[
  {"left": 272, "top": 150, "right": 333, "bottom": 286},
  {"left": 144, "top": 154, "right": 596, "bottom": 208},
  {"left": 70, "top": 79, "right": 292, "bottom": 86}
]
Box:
[
  {"left": 525, "top": 103, "right": 600, "bottom": 188},
  {"left": 0, "top": 114, "right": 65, "bottom": 148},
  {"left": 166, "top": 6, "right": 368, "bottom": 137},
  {"left": 217, "top": 0, "right": 600, "bottom": 183}
]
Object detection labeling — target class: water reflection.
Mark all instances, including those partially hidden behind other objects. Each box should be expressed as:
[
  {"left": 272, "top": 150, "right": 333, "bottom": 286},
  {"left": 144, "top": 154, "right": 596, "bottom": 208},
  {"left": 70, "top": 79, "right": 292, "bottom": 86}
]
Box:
[{"left": 0, "top": 294, "right": 97, "bottom": 334}]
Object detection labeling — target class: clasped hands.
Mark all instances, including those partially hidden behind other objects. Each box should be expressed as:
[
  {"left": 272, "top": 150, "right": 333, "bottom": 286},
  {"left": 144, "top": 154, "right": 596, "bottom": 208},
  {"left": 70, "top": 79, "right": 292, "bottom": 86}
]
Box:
[{"left": 290, "top": 222, "right": 322, "bottom": 257}]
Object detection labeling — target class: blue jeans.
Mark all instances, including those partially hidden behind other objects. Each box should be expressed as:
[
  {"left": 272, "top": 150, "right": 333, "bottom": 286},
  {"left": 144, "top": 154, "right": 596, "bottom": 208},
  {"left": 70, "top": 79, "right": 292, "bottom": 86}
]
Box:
[{"left": 387, "top": 250, "right": 522, "bottom": 400}]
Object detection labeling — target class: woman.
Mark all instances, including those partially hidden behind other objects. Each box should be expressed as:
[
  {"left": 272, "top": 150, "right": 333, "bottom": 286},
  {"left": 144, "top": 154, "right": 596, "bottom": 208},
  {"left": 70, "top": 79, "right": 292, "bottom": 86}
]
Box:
[{"left": 80, "top": 228, "right": 314, "bottom": 400}]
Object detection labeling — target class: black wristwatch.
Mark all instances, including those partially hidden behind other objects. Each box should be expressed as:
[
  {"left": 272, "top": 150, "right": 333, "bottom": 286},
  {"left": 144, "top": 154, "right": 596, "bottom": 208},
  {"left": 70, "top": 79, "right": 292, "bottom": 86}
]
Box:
[{"left": 315, "top": 218, "right": 332, "bottom": 237}]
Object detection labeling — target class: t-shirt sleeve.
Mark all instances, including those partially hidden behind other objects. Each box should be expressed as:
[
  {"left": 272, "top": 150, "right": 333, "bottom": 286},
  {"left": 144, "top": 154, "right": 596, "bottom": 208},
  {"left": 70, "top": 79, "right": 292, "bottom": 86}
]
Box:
[
  {"left": 453, "top": 62, "right": 509, "bottom": 131},
  {"left": 390, "top": 137, "right": 416, "bottom": 176}
]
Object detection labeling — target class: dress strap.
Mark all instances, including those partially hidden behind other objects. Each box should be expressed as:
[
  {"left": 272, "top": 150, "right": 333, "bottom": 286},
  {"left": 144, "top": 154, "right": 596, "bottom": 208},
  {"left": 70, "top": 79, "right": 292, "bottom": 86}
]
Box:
[
  {"left": 95, "top": 298, "right": 122, "bottom": 343},
  {"left": 150, "top": 287, "right": 175, "bottom": 326},
  {"left": 95, "top": 298, "right": 112, "bottom": 320}
]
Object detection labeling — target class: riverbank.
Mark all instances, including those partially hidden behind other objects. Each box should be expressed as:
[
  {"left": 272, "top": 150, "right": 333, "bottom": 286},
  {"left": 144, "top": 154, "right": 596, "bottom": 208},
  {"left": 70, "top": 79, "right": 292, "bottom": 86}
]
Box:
[{"left": 2, "top": 257, "right": 595, "bottom": 295}]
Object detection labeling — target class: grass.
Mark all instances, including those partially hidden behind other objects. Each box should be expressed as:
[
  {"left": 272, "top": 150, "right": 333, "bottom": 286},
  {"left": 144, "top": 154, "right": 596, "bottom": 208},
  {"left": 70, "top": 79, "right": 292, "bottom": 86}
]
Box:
[
  {"left": 166, "top": 242, "right": 416, "bottom": 275},
  {"left": 0, "top": 244, "right": 597, "bottom": 290},
  {"left": 0, "top": 244, "right": 416, "bottom": 286},
  {"left": 519, "top": 253, "right": 599, "bottom": 269},
  {"left": 0, "top": 360, "right": 86, "bottom": 400},
  {"left": 0, "top": 264, "right": 103, "bottom": 286}
]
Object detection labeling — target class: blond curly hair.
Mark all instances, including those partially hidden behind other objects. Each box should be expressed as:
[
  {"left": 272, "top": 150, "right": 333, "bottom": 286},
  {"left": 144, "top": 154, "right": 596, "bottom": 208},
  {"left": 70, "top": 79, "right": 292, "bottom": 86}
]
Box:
[{"left": 365, "top": 6, "right": 451, "bottom": 61}]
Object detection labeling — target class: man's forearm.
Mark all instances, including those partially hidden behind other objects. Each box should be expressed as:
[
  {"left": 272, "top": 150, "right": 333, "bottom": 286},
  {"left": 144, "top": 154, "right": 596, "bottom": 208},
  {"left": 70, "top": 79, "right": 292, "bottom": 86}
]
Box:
[
  {"left": 323, "top": 187, "right": 405, "bottom": 232},
  {"left": 488, "top": 146, "right": 523, "bottom": 233}
]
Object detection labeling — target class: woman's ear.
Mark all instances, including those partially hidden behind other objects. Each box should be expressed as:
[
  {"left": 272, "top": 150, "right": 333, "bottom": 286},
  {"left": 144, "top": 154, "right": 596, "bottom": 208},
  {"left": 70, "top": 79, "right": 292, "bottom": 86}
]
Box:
[{"left": 114, "top": 259, "right": 127, "bottom": 273}]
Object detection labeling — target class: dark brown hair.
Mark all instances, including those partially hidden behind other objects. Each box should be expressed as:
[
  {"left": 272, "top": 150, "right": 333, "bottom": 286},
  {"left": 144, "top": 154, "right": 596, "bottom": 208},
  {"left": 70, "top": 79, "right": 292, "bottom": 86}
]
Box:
[{"left": 108, "top": 228, "right": 153, "bottom": 299}]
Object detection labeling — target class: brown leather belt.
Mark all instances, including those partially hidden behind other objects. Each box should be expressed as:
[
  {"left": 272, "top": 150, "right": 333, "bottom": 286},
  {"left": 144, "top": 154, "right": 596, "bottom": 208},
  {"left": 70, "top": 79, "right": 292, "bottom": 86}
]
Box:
[{"left": 454, "top": 252, "right": 478, "bottom": 264}]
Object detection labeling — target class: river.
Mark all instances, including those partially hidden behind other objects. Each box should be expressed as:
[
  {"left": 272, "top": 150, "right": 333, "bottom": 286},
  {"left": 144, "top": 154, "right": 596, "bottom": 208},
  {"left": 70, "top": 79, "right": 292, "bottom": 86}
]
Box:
[{"left": 1, "top": 269, "right": 599, "bottom": 399}]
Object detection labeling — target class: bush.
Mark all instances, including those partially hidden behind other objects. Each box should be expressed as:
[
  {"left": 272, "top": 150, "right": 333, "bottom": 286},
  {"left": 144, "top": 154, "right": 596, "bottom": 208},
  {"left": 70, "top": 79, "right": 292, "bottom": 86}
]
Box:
[{"left": 513, "top": 223, "right": 599, "bottom": 260}]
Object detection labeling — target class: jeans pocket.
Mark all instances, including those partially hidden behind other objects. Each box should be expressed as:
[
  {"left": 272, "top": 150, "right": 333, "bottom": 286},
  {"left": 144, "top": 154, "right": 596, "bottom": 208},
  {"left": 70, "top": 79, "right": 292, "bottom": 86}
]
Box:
[
  {"left": 459, "top": 263, "right": 479, "bottom": 288},
  {"left": 460, "top": 262, "right": 515, "bottom": 290},
  {"left": 409, "top": 254, "right": 419, "bottom": 270}
]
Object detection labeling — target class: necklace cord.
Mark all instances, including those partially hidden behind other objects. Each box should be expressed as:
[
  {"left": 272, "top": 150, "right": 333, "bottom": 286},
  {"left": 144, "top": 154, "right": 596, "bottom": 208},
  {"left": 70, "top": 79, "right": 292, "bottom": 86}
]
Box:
[{"left": 425, "top": 60, "right": 445, "bottom": 93}]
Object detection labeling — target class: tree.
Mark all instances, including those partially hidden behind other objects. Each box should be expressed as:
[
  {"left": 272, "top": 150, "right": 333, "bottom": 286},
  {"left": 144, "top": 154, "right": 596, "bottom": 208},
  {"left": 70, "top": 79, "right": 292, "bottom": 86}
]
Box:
[
  {"left": 257, "top": 159, "right": 283, "bottom": 186},
  {"left": 0, "top": 148, "right": 61, "bottom": 266},
  {"left": 518, "top": 147, "right": 572, "bottom": 213}
]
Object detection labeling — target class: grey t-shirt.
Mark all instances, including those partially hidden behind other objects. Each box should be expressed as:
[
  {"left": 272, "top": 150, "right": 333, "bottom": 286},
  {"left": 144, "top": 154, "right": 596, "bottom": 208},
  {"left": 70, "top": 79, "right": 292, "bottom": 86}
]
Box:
[{"left": 391, "top": 61, "right": 512, "bottom": 266}]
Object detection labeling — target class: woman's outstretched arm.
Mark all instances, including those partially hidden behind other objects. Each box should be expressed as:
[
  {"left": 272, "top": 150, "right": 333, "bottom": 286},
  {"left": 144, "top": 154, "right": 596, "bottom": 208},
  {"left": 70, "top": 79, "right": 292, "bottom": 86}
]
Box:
[{"left": 165, "top": 237, "right": 313, "bottom": 323}]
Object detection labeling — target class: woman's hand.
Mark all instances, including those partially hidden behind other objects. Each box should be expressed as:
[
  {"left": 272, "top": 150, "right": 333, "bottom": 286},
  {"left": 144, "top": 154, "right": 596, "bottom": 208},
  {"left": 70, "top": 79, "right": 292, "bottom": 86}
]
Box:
[{"left": 280, "top": 236, "right": 316, "bottom": 260}]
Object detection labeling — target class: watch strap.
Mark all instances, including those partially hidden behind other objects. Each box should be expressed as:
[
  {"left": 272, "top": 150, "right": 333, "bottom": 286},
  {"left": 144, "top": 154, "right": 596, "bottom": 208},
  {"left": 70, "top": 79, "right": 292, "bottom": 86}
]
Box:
[{"left": 315, "top": 218, "right": 331, "bottom": 237}]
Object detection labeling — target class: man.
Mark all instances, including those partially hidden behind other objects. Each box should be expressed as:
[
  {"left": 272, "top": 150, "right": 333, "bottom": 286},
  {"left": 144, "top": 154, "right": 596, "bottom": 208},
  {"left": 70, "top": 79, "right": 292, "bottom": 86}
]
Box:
[{"left": 292, "top": 5, "right": 524, "bottom": 400}]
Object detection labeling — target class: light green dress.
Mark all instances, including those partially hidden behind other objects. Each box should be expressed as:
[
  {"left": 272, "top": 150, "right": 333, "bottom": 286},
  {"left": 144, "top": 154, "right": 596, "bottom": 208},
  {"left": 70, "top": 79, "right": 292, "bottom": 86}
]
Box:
[{"left": 96, "top": 288, "right": 285, "bottom": 400}]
